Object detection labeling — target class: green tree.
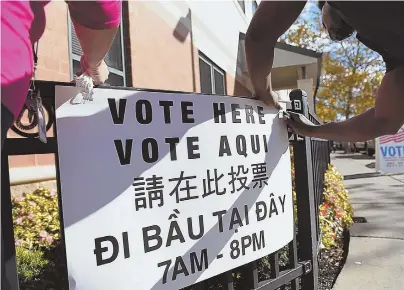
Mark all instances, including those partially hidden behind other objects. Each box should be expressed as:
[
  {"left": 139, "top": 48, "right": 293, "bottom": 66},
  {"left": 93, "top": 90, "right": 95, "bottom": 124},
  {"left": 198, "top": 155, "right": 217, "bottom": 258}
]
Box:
[{"left": 280, "top": 2, "right": 384, "bottom": 123}]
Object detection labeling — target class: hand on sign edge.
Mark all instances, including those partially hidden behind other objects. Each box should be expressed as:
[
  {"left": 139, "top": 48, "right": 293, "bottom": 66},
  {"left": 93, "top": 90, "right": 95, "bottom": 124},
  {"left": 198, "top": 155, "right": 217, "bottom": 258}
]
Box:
[
  {"left": 79, "top": 56, "right": 110, "bottom": 86},
  {"left": 284, "top": 112, "right": 317, "bottom": 137},
  {"left": 254, "top": 90, "right": 282, "bottom": 110}
]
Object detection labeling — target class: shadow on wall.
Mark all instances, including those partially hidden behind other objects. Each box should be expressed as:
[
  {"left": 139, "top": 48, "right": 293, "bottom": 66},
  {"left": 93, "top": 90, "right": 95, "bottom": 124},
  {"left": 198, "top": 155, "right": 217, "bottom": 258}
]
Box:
[
  {"left": 173, "top": 9, "right": 196, "bottom": 93},
  {"left": 173, "top": 11, "right": 251, "bottom": 98}
]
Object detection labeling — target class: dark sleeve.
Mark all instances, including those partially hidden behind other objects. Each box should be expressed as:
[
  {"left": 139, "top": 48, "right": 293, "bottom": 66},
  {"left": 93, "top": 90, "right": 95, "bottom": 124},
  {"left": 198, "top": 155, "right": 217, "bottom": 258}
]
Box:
[
  {"left": 383, "top": 53, "right": 403, "bottom": 73},
  {"left": 356, "top": 34, "right": 403, "bottom": 74}
]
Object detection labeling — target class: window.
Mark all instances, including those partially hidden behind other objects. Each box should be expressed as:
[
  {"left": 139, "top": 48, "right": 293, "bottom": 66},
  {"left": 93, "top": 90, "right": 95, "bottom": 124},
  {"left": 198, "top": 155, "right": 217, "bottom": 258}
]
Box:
[
  {"left": 238, "top": 0, "right": 246, "bottom": 13},
  {"left": 68, "top": 16, "right": 126, "bottom": 86},
  {"left": 237, "top": 33, "right": 248, "bottom": 74},
  {"left": 199, "top": 54, "right": 226, "bottom": 95},
  {"left": 252, "top": 1, "right": 258, "bottom": 14}
]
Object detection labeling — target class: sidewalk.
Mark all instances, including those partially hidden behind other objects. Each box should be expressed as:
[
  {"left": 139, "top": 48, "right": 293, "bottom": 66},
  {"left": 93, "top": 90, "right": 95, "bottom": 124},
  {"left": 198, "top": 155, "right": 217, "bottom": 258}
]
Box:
[{"left": 331, "top": 154, "right": 404, "bottom": 290}]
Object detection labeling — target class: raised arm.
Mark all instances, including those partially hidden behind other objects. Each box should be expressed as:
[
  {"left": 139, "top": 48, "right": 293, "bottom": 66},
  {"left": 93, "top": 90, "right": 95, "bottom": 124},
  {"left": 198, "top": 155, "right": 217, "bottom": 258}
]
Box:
[
  {"left": 67, "top": 0, "right": 122, "bottom": 84},
  {"left": 286, "top": 63, "right": 404, "bottom": 142},
  {"left": 245, "top": 1, "right": 307, "bottom": 108}
]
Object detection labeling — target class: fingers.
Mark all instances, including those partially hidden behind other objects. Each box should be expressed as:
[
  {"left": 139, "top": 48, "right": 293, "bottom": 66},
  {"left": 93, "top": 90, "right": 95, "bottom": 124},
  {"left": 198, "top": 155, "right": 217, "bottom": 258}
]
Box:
[
  {"left": 274, "top": 102, "right": 282, "bottom": 110},
  {"left": 254, "top": 90, "right": 282, "bottom": 110},
  {"left": 262, "top": 98, "right": 282, "bottom": 110},
  {"left": 284, "top": 119, "right": 295, "bottom": 129},
  {"left": 284, "top": 118, "right": 294, "bottom": 129},
  {"left": 287, "top": 112, "right": 301, "bottom": 121},
  {"left": 286, "top": 124, "right": 295, "bottom": 133},
  {"left": 269, "top": 97, "right": 282, "bottom": 110}
]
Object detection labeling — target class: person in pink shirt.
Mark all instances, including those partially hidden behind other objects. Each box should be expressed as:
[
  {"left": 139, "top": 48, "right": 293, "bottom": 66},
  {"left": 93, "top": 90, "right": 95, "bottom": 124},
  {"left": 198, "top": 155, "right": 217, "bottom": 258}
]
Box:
[
  {"left": 1, "top": 0, "right": 122, "bottom": 148},
  {"left": 1, "top": 1, "right": 122, "bottom": 288}
]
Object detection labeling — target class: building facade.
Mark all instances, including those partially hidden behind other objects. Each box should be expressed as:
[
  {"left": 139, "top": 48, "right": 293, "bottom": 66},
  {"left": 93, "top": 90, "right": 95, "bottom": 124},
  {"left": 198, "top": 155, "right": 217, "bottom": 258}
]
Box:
[{"left": 8, "top": 0, "right": 322, "bottom": 186}]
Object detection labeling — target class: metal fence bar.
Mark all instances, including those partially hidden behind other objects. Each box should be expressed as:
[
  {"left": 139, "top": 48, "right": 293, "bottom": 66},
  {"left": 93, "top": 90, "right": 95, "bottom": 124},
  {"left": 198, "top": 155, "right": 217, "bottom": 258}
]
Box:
[
  {"left": 311, "top": 141, "right": 321, "bottom": 238},
  {"left": 269, "top": 252, "right": 279, "bottom": 279},
  {"left": 225, "top": 270, "right": 235, "bottom": 290},
  {"left": 310, "top": 138, "right": 331, "bottom": 245},
  {"left": 1, "top": 81, "right": 67, "bottom": 290},
  {"left": 54, "top": 125, "right": 71, "bottom": 290},
  {"left": 244, "top": 261, "right": 259, "bottom": 289},
  {"left": 257, "top": 263, "right": 306, "bottom": 290},
  {"left": 288, "top": 226, "right": 299, "bottom": 290},
  {"left": 268, "top": 252, "right": 280, "bottom": 290},
  {"left": 193, "top": 281, "right": 206, "bottom": 290},
  {"left": 1, "top": 155, "right": 20, "bottom": 290},
  {"left": 289, "top": 89, "right": 319, "bottom": 290},
  {"left": 3, "top": 138, "right": 58, "bottom": 155}
]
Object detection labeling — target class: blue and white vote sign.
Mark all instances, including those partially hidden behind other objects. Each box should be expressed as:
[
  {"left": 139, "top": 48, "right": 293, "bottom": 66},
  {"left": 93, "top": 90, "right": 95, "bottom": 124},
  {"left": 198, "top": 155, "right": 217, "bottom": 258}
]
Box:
[
  {"left": 376, "top": 127, "right": 404, "bottom": 173},
  {"left": 55, "top": 86, "right": 294, "bottom": 290}
]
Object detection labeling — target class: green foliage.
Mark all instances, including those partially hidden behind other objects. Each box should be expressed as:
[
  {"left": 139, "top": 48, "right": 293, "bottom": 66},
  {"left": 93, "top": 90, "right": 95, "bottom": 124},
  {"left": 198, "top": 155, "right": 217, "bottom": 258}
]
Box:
[
  {"left": 15, "top": 246, "right": 48, "bottom": 284},
  {"left": 291, "top": 148, "right": 354, "bottom": 249},
  {"left": 280, "top": 2, "right": 384, "bottom": 123},
  {"left": 12, "top": 188, "right": 67, "bottom": 289},
  {"left": 290, "top": 147, "right": 298, "bottom": 224},
  {"left": 12, "top": 188, "right": 60, "bottom": 250},
  {"left": 319, "top": 164, "right": 354, "bottom": 248}
]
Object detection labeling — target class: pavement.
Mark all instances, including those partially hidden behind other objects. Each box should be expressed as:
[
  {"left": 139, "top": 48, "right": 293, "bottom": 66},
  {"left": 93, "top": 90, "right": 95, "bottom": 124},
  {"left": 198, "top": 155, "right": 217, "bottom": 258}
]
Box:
[{"left": 331, "top": 153, "right": 404, "bottom": 290}]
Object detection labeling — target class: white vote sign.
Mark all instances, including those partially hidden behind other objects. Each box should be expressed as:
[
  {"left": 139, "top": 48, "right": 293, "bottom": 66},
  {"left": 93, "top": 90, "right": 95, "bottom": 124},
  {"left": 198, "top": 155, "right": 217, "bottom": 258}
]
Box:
[
  {"left": 376, "top": 127, "right": 404, "bottom": 173},
  {"left": 55, "top": 86, "right": 294, "bottom": 290}
]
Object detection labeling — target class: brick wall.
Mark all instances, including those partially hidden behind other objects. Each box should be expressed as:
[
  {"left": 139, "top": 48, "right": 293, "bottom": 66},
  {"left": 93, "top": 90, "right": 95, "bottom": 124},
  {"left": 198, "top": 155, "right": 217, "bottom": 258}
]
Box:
[
  {"left": 36, "top": 2, "right": 71, "bottom": 82},
  {"left": 126, "top": 2, "right": 198, "bottom": 93}
]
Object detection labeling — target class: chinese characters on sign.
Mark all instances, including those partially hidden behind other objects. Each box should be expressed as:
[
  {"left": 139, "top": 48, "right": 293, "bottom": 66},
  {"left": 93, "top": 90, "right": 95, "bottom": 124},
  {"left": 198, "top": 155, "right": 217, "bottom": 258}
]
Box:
[
  {"left": 133, "top": 163, "right": 268, "bottom": 210},
  {"left": 133, "top": 175, "right": 165, "bottom": 210},
  {"left": 55, "top": 86, "right": 294, "bottom": 290}
]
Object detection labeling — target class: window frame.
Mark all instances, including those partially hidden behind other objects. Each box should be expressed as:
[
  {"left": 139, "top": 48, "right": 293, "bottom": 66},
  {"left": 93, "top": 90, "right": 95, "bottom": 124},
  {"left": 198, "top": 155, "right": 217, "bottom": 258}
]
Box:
[
  {"left": 67, "top": 13, "right": 127, "bottom": 87},
  {"left": 237, "top": 0, "right": 246, "bottom": 13},
  {"left": 198, "top": 53, "right": 226, "bottom": 95},
  {"left": 252, "top": 1, "right": 258, "bottom": 14}
]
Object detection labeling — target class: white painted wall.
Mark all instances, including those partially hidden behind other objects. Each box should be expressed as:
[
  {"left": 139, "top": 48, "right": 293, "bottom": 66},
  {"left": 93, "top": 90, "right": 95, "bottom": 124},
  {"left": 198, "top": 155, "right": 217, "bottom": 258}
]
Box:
[
  {"left": 142, "top": 0, "right": 255, "bottom": 78},
  {"left": 189, "top": 1, "right": 250, "bottom": 74},
  {"left": 142, "top": 1, "right": 319, "bottom": 80},
  {"left": 297, "top": 78, "right": 315, "bottom": 112},
  {"left": 273, "top": 49, "right": 318, "bottom": 68}
]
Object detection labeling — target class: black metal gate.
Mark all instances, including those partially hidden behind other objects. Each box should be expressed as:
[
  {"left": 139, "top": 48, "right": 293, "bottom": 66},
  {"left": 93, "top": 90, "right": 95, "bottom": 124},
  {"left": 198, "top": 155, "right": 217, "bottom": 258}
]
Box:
[{"left": 1, "top": 81, "right": 330, "bottom": 290}]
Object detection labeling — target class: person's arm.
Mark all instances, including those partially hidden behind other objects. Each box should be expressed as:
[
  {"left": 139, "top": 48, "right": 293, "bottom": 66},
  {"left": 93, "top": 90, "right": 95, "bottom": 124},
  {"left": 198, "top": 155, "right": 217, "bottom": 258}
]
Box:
[
  {"left": 286, "top": 63, "right": 404, "bottom": 141},
  {"left": 245, "top": 1, "right": 307, "bottom": 108},
  {"left": 296, "top": 108, "right": 389, "bottom": 142},
  {"left": 67, "top": 1, "right": 122, "bottom": 84},
  {"left": 71, "top": 21, "right": 118, "bottom": 68}
]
